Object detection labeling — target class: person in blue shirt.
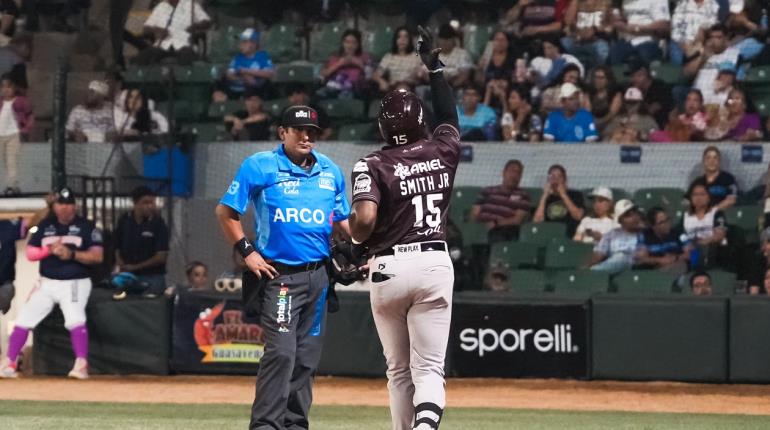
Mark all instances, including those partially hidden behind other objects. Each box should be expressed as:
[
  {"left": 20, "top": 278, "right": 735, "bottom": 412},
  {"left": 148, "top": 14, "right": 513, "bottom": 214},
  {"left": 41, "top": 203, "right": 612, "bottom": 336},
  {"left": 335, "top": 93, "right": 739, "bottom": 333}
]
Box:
[
  {"left": 456, "top": 84, "right": 498, "bottom": 141},
  {"left": 215, "top": 105, "right": 350, "bottom": 430},
  {"left": 543, "top": 82, "right": 599, "bottom": 143},
  {"left": 226, "top": 28, "right": 275, "bottom": 99}
]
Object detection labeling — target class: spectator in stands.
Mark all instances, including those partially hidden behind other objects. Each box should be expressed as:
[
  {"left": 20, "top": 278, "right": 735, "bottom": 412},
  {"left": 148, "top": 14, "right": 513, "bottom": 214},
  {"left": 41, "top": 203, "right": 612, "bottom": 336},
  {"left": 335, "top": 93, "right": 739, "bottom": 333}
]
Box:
[
  {"left": 669, "top": 0, "right": 720, "bottom": 65},
  {"left": 482, "top": 77, "right": 510, "bottom": 114},
  {"left": 286, "top": 83, "right": 332, "bottom": 140},
  {"left": 114, "top": 186, "right": 169, "bottom": 296},
  {"left": 561, "top": 0, "right": 612, "bottom": 69},
  {"left": 724, "top": 1, "right": 765, "bottom": 64},
  {"left": 134, "top": 0, "right": 211, "bottom": 66},
  {"left": 702, "top": 65, "right": 736, "bottom": 107},
  {"left": 589, "top": 199, "right": 644, "bottom": 274},
  {"left": 681, "top": 179, "right": 728, "bottom": 269},
  {"left": 538, "top": 64, "right": 588, "bottom": 116},
  {"left": 602, "top": 87, "right": 659, "bottom": 143},
  {"left": 373, "top": 26, "right": 421, "bottom": 93},
  {"left": 223, "top": 28, "right": 275, "bottom": 100},
  {"left": 499, "top": 86, "right": 542, "bottom": 142},
  {"left": 705, "top": 88, "right": 762, "bottom": 142},
  {"left": 574, "top": 186, "right": 618, "bottom": 244},
  {"left": 543, "top": 82, "right": 599, "bottom": 143},
  {"left": 690, "top": 271, "right": 713, "bottom": 295},
  {"left": 587, "top": 65, "right": 622, "bottom": 132},
  {"left": 224, "top": 89, "right": 272, "bottom": 141},
  {"left": 476, "top": 31, "right": 515, "bottom": 89},
  {"left": 417, "top": 24, "right": 472, "bottom": 88},
  {"left": 748, "top": 229, "right": 770, "bottom": 295},
  {"left": 685, "top": 25, "right": 740, "bottom": 107},
  {"left": 0, "top": 0, "right": 19, "bottom": 45},
  {"left": 0, "top": 34, "right": 32, "bottom": 89},
  {"left": 608, "top": 0, "right": 670, "bottom": 65},
  {"left": 652, "top": 89, "right": 707, "bottom": 142},
  {"left": 691, "top": 146, "right": 738, "bottom": 211},
  {"left": 183, "top": 261, "right": 209, "bottom": 291},
  {"left": 529, "top": 38, "right": 584, "bottom": 91},
  {"left": 501, "top": 0, "right": 567, "bottom": 58},
  {"left": 627, "top": 61, "right": 672, "bottom": 128},
  {"left": 319, "top": 28, "right": 374, "bottom": 99},
  {"left": 636, "top": 206, "right": 690, "bottom": 273},
  {"left": 534, "top": 164, "right": 586, "bottom": 237},
  {"left": 66, "top": 80, "right": 115, "bottom": 143},
  {"left": 469, "top": 159, "right": 531, "bottom": 242},
  {"left": 457, "top": 84, "right": 498, "bottom": 141},
  {"left": 0, "top": 76, "right": 33, "bottom": 196},
  {"left": 114, "top": 88, "right": 168, "bottom": 138}
]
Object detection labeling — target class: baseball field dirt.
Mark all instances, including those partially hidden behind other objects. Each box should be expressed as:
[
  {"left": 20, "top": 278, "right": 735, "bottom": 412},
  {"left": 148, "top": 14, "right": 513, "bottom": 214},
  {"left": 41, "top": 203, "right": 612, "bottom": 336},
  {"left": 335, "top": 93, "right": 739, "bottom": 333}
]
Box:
[{"left": 2, "top": 376, "right": 770, "bottom": 416}]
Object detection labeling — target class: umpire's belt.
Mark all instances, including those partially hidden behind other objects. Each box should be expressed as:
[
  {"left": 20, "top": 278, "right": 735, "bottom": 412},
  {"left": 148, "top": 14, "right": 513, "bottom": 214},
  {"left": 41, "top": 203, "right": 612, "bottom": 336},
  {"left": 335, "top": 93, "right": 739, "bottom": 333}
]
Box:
[
  {"left": 270, "top": 258, "right": 328, "bottom": 275},
  {"left": 376, "top": 241, "right": 447, "bottom": 258}
]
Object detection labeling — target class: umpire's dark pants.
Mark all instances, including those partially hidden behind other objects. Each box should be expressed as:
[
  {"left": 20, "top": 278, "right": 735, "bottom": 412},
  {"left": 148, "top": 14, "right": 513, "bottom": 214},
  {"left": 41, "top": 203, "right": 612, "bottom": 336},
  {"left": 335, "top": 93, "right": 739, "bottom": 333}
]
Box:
[{"left": 250, "top": 265, "right": 328, "bottom": 430}]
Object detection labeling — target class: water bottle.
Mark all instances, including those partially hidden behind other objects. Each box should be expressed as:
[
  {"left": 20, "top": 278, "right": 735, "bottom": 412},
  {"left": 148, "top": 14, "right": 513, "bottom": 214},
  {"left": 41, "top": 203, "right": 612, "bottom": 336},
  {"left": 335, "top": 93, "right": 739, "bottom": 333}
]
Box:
[{"left": 762, "top": 9, "right": 768, "bottom": 31}]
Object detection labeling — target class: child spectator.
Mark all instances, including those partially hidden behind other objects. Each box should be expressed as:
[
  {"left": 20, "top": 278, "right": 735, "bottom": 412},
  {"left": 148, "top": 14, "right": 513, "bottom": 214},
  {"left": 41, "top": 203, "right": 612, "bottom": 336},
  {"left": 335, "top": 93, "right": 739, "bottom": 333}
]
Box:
[
  {"left": 574, "top": 186, "right": 618, "bottom": 244},
  {"left": 225, "top": 28, "right": 275, "bottom": 99},
  {"left": 589, "top": 199, "right": 644, "bottom": 274},
  {"left": 373, "top": 26, "right": 421, "bottom": 93},
  {"left": 534, "top": 164, "right": 586, "bottom": 237}
]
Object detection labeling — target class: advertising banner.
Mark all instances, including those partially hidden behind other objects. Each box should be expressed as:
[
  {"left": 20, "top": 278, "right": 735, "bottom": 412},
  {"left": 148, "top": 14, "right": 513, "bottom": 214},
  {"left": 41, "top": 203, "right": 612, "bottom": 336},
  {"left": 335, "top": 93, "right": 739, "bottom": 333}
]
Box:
[
  {"left": 171, "top": 290, "right": 263, "bottom": 374},
  {"left": 450, "top": 300, "right": 589, "bottom": 378}
]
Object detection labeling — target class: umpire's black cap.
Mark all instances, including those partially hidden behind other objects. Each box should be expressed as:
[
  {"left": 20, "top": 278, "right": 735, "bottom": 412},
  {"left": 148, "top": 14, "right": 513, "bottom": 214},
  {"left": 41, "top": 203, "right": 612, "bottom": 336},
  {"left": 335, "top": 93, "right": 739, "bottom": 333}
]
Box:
[
  {"left": 282, "top": 106, "right": 321, "bottom": 129},
  {"left": 55, "top": 186, "right": 76, "bottom": 204}
]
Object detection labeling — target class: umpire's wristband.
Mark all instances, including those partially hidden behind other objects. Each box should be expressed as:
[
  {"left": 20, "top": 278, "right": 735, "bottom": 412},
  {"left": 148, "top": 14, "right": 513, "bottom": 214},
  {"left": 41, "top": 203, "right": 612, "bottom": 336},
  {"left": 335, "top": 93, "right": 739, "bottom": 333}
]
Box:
[{"left": 234, "top": 237, "right": 256, "bottom": 259}]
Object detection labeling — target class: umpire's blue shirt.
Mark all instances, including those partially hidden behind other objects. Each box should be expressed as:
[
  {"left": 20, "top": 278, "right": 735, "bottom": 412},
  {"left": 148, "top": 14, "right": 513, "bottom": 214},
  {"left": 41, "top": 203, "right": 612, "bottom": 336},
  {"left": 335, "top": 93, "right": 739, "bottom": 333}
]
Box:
[{"left": 220, "top": 144, "right": 350, "bottom": 265}]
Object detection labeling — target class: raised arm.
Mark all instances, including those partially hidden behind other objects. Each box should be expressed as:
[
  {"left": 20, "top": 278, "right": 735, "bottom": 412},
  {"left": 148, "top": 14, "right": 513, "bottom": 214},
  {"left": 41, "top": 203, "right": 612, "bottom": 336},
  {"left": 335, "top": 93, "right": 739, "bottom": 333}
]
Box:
[{"left": 417, "top": 25, "right": 459, "bottom": 130}]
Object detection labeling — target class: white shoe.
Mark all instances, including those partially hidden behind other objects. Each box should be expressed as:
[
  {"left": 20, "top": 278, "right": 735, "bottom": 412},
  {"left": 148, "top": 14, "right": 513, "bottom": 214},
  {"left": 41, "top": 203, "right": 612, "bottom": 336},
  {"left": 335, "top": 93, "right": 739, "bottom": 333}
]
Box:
[
  {"left": 67, "top": 358, "right": 89, "bottom": 380},
  {"left": 0, "top": 358, "right": 18, "bottom": 379}
]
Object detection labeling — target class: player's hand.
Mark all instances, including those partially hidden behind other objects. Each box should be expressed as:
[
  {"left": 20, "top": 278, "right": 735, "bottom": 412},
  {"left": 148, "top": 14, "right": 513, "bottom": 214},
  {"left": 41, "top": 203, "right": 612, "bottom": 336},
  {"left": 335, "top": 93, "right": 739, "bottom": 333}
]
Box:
[
  {"left": 417, "top": 25, "right": 442, "bottom": 71},
  {"left": 244, "top": 252, "right": 278, "bottom": 280}
]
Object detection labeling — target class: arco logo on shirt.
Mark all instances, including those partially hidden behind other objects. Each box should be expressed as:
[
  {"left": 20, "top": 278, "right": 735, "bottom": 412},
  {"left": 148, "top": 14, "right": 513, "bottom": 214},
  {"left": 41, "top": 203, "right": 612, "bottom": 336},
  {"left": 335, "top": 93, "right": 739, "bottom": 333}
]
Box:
[{"left": 273, "top": 208, "right": 327, "bottom": 224}]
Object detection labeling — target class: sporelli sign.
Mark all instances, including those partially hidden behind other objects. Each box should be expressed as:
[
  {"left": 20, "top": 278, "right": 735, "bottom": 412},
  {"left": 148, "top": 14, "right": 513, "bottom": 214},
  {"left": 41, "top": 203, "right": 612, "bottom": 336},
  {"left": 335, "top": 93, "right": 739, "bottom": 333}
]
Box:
[{"left": 449, "top": 302, "right": 589, "bottom": 378}]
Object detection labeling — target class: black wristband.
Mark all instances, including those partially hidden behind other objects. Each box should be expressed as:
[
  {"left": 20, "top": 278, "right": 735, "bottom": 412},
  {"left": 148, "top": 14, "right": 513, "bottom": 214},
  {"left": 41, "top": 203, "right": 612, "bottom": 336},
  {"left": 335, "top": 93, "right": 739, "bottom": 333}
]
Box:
[{"left": 234, "top": 237, "right": 255, "bottom": 258}]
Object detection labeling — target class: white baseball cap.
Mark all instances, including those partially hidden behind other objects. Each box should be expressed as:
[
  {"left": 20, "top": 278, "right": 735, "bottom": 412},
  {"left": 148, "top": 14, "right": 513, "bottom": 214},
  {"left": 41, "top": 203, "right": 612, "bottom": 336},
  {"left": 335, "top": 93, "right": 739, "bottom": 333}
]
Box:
[
  {"left": 560, "top": 82, "right": 580, "bottom": 98},
  {"left": 589, "top": 186, "right": 614, "bottom": 201},
  {"left": 614, "top": 199, "right": 637, "bottom": 221},
  {"left": 624, "top": 87, "right": 643, "bottom": 102},
  {"left": 88, "top": 80, "right": 109, "bottom": 96}
]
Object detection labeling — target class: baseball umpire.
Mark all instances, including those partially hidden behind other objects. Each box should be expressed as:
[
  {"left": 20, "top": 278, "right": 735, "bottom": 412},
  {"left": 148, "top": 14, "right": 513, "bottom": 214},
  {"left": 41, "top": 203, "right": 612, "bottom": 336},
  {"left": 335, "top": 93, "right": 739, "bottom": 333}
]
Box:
[
  {"left": 348, "top": 26, "right": 461, "bottom": 430},
  {"left": 0, "top": 187, "right": 103, "bottom": 379},
  {"left": 215, "top": 105, "right": 350, "bottom": 430}
]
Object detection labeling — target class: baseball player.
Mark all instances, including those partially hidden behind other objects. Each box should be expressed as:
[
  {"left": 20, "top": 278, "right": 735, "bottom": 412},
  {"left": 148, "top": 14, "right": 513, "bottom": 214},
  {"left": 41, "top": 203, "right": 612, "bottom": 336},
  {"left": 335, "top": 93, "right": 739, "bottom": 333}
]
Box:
[
  {"left": 215, "top": 105, "right": 350, "bottom": 430},
  {"left": 347, "top": 26, "right": 460, "bottom": 430},
  {"left": 0, "top": 187, "right": 103, "bottom": 379}
]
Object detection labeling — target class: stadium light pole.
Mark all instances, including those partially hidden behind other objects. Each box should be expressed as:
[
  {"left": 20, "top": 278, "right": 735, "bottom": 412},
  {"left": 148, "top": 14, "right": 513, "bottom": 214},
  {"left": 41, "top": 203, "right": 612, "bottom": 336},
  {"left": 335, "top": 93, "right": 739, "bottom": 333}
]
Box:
[{"left": 52, "top": 57, "right": 69, "bottom": 190}]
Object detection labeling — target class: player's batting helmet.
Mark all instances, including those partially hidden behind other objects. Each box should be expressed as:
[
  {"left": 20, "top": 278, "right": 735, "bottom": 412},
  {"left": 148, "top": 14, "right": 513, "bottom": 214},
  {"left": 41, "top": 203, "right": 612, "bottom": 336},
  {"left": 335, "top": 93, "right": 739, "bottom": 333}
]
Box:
[{"left": 378, "top": 89, "right": 426, "bottom": 145}]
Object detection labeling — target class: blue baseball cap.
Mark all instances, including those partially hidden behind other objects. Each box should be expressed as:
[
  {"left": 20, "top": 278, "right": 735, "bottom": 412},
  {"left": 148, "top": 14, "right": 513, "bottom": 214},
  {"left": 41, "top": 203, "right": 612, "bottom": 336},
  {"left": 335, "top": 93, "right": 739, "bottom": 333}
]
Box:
[{"left": 239, "top": 28, "right": 260, "bottom": 42}]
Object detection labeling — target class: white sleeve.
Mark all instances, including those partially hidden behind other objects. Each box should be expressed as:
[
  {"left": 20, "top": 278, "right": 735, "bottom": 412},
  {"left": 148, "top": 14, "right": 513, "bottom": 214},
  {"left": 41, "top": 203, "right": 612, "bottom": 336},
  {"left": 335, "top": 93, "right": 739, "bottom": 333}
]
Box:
[
  {"left": 651, "top": 1, "right": 670, "bottom": 22},
  {"left": 144, "top": 3, "right": 169, "bottom": 28},
  {"left": 193, "top": 1, "right": 210, "bottom": 23}
]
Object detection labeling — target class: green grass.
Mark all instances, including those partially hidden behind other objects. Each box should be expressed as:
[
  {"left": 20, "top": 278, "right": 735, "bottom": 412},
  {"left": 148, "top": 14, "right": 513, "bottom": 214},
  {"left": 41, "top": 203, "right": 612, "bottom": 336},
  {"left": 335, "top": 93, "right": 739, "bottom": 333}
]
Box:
[{"left": 0, "top": 400, "right": 769, "bottom": 429}]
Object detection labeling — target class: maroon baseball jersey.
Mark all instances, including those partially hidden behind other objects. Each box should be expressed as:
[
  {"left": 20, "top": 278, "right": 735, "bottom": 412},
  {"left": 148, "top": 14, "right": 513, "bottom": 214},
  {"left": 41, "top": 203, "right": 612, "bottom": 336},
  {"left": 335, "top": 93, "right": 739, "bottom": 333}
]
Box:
[{"left": 351, "top": 123, "right": 461, "bottom": 255}]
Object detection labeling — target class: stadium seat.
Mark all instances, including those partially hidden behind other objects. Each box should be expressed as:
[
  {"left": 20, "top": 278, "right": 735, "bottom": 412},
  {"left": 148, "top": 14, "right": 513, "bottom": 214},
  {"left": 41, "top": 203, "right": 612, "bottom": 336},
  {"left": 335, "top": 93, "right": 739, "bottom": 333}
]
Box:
[
  {"left": 264, "top": 98, "right": 290, "bottom": 118},
  {"left": 209, "top": 26, "right": 242, "bottom": 63},
  {"left": 363, "top": 24, "right": 395, "bottom": 61},
  {"left": 519, "top": 222, "right": 567, "bottom": 246},
  {"left": 124, "top": 65, "right": 169, "bottom": 84},
  {"left": 309, "top": 22, "right": 345, "bottom": 63},
  {"left": 274, "top": 63, "right": 316, "bottom": 84},
  {"left": 336, "top": 122, "right": 375, "bottom": 141},
  {"left": 756, "top": 97, "right": 770, "bottom": 117},
  {"left": 462, "top": 23, "right": 495, "bottom": 60},
  {"left": 650, "top": 62, "right": 684, "bottom": 85},
  {"left": 173, "top": 63, "right": 216, "bottom": 84},
  {"left": 727, "top": 205, "right": 763, "bottom": 244},
  {"left": 450, "top": 186, "right": 482, "bottom": 223},
  {"left": 456, "top": 221, "right": 488, "bottom": 246},
  {"left": 522, "top": 187, "right": 542, "bottom": 209},
  {"left": 319, "top": 98, "right": 365, "bottom": 121},
  {"left": 156, "top": 100, "right": 202, "bottom": 122},
  {"left": 744, "top": 66, "right": 770, "bottom": 82},
  {"left": 549, "top": 270, "right": 610, "bottom": 294},
  {"left": 489, "top": 241, "right": 540, "bottom": 269},
  {"left": 684, "top": 270, "right": 736, "bottom": 296},
  {"left": 544, "top": 240, "right": 594, "bottom": 270},
  {"left": 367, "top": 99, "right": 380, "bottom": 119},
  {"left": 262, "top": 24, "right": 301, "bottom": 63},
  {"left": 208, "top": 100, "right": 242, "bottom": 118},
  {"left": 633, "top": 188, "right": 686, "bottom": 219},
  {"left": 612, "top": 270, "right": 679, "bottom": 294},
  {"left": 507, "top": 269, "right": 549, "bottom": 293},
  {"left": 188, "top": 122, "right": 228, "bottom": 142},
  {"left": 611, "top": 65, "right": 629, "bottom": 84}
]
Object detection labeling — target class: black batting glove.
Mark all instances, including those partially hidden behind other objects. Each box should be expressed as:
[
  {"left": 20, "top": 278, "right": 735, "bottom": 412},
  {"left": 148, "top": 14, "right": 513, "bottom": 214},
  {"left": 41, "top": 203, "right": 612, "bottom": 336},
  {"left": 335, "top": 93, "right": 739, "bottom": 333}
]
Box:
[{"left": 417, "top": 25, "right": 444, "bottom": 72}]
